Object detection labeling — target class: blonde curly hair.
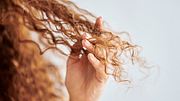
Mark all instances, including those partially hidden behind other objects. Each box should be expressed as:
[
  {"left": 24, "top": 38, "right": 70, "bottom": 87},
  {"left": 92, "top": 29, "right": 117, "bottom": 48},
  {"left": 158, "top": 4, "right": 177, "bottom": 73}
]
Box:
[{"left": 0, "top": 0, "right": 143, "bottom": 100}]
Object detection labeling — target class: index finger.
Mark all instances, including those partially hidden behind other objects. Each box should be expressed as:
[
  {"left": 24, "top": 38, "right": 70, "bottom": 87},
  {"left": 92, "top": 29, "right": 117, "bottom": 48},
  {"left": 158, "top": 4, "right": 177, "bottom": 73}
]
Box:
[{"left": 94, "top": 16, "right": 103, "bottom": 31}]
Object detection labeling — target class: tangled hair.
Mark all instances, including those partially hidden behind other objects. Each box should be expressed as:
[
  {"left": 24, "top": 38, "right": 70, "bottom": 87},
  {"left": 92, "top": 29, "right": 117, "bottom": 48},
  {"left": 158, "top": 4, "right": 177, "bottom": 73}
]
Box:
[{"left": 0, "top": 0, "right": 144, "bottom": 100}]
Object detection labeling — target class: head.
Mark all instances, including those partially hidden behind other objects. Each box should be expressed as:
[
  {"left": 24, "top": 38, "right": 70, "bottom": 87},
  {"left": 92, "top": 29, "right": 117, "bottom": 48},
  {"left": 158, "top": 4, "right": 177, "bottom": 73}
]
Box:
[{"left": 0, "top": 0, "right": 143, "bottom": 100}]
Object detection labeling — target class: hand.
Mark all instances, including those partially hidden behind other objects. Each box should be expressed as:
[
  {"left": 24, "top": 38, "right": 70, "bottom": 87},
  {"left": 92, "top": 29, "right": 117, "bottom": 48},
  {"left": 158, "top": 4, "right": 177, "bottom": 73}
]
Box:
[{"left": 65, "top": 17, "right": 108, "bottom": 101}]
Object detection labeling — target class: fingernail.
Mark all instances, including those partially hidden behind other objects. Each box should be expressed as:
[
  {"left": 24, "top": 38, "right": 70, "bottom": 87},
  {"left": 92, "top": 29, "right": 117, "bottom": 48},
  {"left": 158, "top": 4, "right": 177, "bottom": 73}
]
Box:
[
  {"left": 82, "top": 33, "right": 86, "bottom": 39},
  {"left": 85, "top": 40, "right": 91, "bottom": 47},
  {"left": 99, "top": 16, "right": 102, "bottom": 20},
  {"left": 83, "top": 33, "right": 91, "bottom": 39},
  {"left": 83, "top": 46, "right": 87, "bottom": 50},
  {"left": 86, "top": 33, "right": 91, "bottom": 39}
]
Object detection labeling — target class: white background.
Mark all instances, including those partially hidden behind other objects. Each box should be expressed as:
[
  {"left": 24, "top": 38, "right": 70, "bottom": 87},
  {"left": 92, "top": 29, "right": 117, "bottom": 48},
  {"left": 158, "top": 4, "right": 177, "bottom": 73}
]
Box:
[{"left": 71, "top": 0, "right": 180, "bottom": 101}]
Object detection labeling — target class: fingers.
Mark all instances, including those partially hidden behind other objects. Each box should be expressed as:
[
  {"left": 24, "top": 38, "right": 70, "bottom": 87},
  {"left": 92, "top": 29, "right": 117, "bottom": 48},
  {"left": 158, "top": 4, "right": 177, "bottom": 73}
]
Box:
[
  {"left": 88, "top": 53, "right": 107, "bottom": 82},
  {"left": 87, "top": 53, "right": 103, "bottom": 72},
  {"left": 82, "top": 32, "right": 91, "bottom": 39},
  {"left": 82, "top": 33, "right": 94, "bottom": 52},
  {"left": 82, "top": 39, "right": 94, "bottom": 53},
  {"left": 82, "top": 16, "right": 103, "bottom": 52},
  {"left": 94, "top": 16, "right": 103, "bottom": 31}
]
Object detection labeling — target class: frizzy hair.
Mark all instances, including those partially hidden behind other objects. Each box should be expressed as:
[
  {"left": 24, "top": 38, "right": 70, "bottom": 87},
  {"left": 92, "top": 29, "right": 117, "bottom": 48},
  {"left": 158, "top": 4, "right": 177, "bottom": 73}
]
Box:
[
  {"left": 1, "top": 0, "right": 144, "bottom": 81},
  {"left": 0, "top": 0, "right": 144, "bottom": 100}
]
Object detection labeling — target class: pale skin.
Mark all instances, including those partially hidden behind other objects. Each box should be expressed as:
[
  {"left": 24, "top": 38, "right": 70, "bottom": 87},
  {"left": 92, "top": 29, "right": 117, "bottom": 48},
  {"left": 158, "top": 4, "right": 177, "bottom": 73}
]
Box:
[{"left": 65, "top": 17, "right": 108, "bottom": 101}]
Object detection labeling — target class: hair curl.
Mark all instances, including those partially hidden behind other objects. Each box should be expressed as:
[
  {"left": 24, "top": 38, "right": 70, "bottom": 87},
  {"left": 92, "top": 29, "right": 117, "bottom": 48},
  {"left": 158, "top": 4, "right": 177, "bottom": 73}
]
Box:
[{"left": 0, "top": 0, "right": 144, "bottom": 100}]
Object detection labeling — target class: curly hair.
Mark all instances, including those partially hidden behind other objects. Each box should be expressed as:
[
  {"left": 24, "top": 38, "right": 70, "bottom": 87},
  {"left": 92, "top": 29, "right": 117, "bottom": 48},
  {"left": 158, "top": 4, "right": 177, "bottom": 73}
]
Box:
[{"left": 0, "top": 0, "right": 144, "bottom": 100}]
